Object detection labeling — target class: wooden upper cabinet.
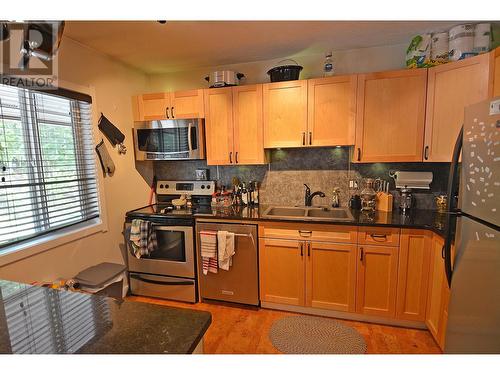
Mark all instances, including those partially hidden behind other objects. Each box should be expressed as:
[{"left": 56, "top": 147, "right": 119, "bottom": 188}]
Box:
[
  {"left": 306, "top": 242, "right": 357, "bottom": 313},
  {"left": 132, "top": 89, "right": 204, "bottom": 121},
  {"left": 424, "top": 53, "right": 494, "bottom": 162},
  {"left": 259, "top": 238, "right": 305, "bottom": 306},
  {"left": 307, "top": 75, "right": 357, "bottom": 146},
  {"left": 263, "top": 80, "right": 308, "bottom": 148},
  {"left": 170, "top": 89, "right": 204, "bottom": 119},
  {"left": 133, "top": 93, "right": 169, "bottom": 121},
  {"left": 396, "top": 229, "right": 432, "bottom": 322},
  {"left": 355, "top": 69, "right": 427, "bottom": 162},
  {"left": 356, "top": 244, "right": 399, "bottom": 318},
  {"left": 232, "top": 85, "right": 266, "bottom": 164},
  {"left": 203, "top": 88, "right": 234, "bottom": 165}
]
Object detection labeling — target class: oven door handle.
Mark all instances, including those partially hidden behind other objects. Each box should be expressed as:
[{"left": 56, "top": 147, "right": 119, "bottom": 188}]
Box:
[
  {"left": 187, "top": 122, "right": 193, "bottom": 152},
  {"left": 130, "top": 274, "right": 194, "bottom": 286}
]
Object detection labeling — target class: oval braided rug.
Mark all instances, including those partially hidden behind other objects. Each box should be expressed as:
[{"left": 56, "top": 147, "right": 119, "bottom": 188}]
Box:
[{"left": 269, "top": 316, "right": 367, "bottom": 354}]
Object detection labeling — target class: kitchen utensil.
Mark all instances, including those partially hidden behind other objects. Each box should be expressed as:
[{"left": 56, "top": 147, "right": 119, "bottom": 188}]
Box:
[
  {"left": 98, "top": 113, "right": 126, "bottom": 150},
  {"left": 267, "top": 59, "right": 303, "bottom": 82},
  {"left": 399, "top": 187, "right": 414, "bottom": 213},
  {"left": 360, "top": 178, "right": 377, "bottom": 212},
  {"left": 435, "top": 194, "right": 448, "bottom": 213},
  {"left": 172, "top": 195, "right": 187, "bottom": 208},
  {"left": 205, "top": 70, "right": 245, "bottom": 88},
  {"left": 195, "top": 168, "right": 209, "bottom": 181}
]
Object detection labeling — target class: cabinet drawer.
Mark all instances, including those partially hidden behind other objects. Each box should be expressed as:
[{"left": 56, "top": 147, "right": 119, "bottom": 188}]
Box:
[
  {"left": 259, "top": 222, "right": 357, "bottom": 244},
  {"left": 358, "top": 226, "right": 400, "bottom": 246}
]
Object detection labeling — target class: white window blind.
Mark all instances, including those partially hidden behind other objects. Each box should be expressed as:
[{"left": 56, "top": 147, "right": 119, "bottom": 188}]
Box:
[{"left": 0, "top": 84, "right": 99, "bottom": 249}]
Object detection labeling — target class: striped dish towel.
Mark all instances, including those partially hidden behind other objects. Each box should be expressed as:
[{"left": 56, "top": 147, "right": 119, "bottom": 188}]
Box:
[{"left": 200, "top": 230, "right": 218, "bottom": 275}]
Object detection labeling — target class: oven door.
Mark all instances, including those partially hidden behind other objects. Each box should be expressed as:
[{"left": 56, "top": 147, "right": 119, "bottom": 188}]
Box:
[
  {"left": 133, "top": 119, "right": 204, "bottom": 161},
  {"left": 127, "top": 225, "right": 195, "bottom": 279}
]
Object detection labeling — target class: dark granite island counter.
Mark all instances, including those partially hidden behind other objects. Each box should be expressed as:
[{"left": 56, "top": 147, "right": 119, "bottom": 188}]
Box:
[{"left": 0, "top": 279, "right": 211, "bottom": 354}]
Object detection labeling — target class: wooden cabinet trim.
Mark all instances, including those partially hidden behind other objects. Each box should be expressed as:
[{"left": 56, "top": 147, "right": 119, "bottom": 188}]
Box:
[
  {"left": 358, "top": 226, "right": 400, "bottom": 246},
  {"left": 259, "top": 222, "right": 358, "bottom": 244}
]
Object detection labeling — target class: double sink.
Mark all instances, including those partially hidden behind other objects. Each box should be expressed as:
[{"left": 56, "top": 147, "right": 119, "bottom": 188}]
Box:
[{"left": 262, "top": 206, "right": 354, "bottom": 222}]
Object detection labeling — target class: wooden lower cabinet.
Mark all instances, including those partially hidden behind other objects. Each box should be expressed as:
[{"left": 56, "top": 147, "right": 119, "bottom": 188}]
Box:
[
  {"left": 425, "top": 234, "right": 449, "bottom": 350},
  {"left": 259, "top": 238, "right": 305, "bottom": 306},
  {"left": 395, "top": 229, "right": 432, "bottom": 321},
  {"left": 356, "top": 245, "right": 399, "bottom": 318},
  {"left": 306, "top": 242, "right": 357, "bottom": 312}
]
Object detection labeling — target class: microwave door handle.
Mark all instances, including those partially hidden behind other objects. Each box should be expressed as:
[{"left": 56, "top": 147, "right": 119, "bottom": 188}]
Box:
[{"left": 187, "top": 122, "right": 193, "bottom": 152}]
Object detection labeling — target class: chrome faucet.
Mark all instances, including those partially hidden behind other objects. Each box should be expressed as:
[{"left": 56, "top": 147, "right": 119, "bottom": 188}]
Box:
[{"left": 304, "top": 184, "right": 326, "bottom": 206}]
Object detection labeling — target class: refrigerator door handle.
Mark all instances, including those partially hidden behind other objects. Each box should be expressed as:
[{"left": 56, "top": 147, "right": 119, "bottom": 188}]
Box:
[{"left": 443, "top": 125, "right": 464, "bottom": 288}]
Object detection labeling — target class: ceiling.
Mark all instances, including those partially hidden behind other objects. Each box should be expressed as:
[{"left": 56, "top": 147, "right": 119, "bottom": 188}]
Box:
[{"left": 64, "top": 21, "right": 460, "bottom": 74}]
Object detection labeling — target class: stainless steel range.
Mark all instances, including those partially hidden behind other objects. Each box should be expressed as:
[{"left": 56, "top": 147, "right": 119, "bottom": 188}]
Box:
[{"left": 125, "top": 180, "right": 215, "bottom": 303}]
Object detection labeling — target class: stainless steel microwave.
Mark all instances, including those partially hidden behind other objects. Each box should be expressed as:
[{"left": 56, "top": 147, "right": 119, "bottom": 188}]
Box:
[{"left": 133, "top": 119, "right": 205, "bottom": 161}]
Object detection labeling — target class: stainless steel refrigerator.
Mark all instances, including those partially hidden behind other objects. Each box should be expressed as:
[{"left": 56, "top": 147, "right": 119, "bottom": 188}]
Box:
[{"left": 443, "top": 97, "right": 500, "bottom": 353}]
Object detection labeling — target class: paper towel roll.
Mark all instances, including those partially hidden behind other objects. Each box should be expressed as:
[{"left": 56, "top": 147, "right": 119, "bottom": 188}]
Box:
[
  {"left": 431, "top": 32, "right": 449, "bottom": 62},
  {"left": 449, "top": 24, "right": 475, "bottom": 61},
  {"left": 474, "top": 23, "right": 491, "bottom": 54}
]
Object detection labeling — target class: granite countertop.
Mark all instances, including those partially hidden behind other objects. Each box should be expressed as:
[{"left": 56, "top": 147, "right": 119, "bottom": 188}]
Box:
[
  {"left": 0, "top": 280, "right": 211, "bottom": 354},
  {"left": 195, "top": 205, "right": 455, "bottom": 237}
]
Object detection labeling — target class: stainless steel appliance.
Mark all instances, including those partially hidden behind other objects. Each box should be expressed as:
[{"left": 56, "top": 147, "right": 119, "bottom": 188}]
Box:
[
  {"left": 196, "top": 222, "right": 259, "bottom": 306},
  {"left": 443, "top": 97, "right": 500, "bottom": 353},
  {"left": 133, "top": 119, "right": 205, "bottom": 161},
  {"left": 125, "top": 180, "right": 215, "bottom": 303},
  {"left": 204, "top": 70, "right": 245, "bottom": 88}
]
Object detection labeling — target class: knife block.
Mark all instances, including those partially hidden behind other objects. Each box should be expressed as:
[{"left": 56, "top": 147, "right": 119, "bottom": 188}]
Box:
[{"left": 376, "top": 192, "right": 393, "bottom": 212}]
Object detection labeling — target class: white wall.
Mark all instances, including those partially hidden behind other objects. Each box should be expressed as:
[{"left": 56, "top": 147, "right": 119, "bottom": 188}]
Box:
[
  {"left": 147, "top": 43, "right": 407, "bottom": 92},
  {"left": 0, "top": 37, "right": 152, "bottom": 283}
]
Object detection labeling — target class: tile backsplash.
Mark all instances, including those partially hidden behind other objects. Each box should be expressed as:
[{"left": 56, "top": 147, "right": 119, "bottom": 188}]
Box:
[{"left": 154, "top": 147, "right": 450, "bottom": 210}]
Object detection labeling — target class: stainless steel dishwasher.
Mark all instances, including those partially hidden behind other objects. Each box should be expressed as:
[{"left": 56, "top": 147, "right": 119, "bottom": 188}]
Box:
[{"left": 196, "top": 222, "right": 259, "bottom": 306}]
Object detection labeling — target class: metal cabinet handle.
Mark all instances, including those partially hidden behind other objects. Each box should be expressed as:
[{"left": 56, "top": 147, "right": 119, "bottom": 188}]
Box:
[
  {"left": 235, "top": 151, "right": 238, "bottom": 164},
  {"left": 166, "top": 107, "right": 170, "bottom": 119},
  {"left": 299, "top": 230, "right": 312, "bottom": 237},
  {"left": 357, "top": 148, "right": 361, "bottom": 161},
  {"left": 171, "top": 106, "right": 175, "bottom": 118},
  {"left": 229, "top": 151, "right": 233, "bottom": 164},
  {"left": 309, "top": 132, "right": 312, "bottom": 145},
  {"left": 302, "top": 132, "right": 306, "bottom": 146},
  {"left": 360, "top": 247, "right": 364, "bottom": 261},
  {"left": 424, "top": 145, "right": 429, "bottom": 160},
  {"left": 299, "top": 242, "right": 303, "bottom": 257},
  {"left": 370, "top": 233, "right": 388, "bottom": 242},
  {"left": 307, "top": 242, "right": 311, "bottom": 257}
]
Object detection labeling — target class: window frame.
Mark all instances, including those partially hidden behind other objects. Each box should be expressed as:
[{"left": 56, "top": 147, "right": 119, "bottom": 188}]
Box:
[{"left": 0, "top": 81, "right": 108, "bottom": 267}]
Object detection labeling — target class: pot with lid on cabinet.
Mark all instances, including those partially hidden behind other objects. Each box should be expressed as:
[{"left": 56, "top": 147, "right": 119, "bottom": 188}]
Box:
[{"left": 205, "top": 70, "right": 245, "bottom": 88}]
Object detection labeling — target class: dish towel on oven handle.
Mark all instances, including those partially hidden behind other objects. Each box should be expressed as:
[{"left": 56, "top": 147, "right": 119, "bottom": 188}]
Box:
[
  {"left": 129, "top": 219, "right": 157, "bottom": 258},
  {"left": 217, "top": 231, "right": 235, "bottom": 271},
  {"left": 200, "top": 230, "right": 218, "bottom": 275}
]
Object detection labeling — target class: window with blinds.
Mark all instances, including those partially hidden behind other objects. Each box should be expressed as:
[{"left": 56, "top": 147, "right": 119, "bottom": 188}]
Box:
[{"left": 0, "top": 84, "right": 99, "bottom": 249}]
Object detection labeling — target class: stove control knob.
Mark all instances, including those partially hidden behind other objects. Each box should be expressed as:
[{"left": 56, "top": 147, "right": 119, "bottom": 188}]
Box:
[
  {"left": 159, "top": 184, "right": 164, "bottom": 189},
  {"left": 201, "top": 185, "right": 205, "bottom": 189},
  {"left": 165, "top": 184, "right": 169, "bottom": 189},
  {"left": 206, "top": 185, "right": 210, "bottom": 190}
]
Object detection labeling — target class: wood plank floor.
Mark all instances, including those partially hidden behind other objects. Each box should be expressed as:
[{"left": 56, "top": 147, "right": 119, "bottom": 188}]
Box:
[{"left": 127, "top": 296, "right": 441, "bottom": 354}]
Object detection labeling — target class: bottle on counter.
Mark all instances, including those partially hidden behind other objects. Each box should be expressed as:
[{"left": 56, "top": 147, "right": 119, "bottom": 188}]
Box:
[
  {"left": 252, "top": 181, "right": 259, "bottom": 206},
  {"left": 323, "top": 52, "right": 334, "bottom": 77},
  {"left": 241, "top": 183, "right": 248, "bottom": 206}
]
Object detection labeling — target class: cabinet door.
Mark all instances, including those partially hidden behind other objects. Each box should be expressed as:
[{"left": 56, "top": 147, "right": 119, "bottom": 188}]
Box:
[
  {"left": 259, "top": 238, "right": 305, "bottom": 306},
  {"left": 263, "top": 80, "right": 308, "bottom": 148},
  {"left": 396, "top": 229, "right": 432, "bottom": 321},
  {"left": 425, "top": 235, "right": 446, "bottom": 344},
  {"left": 494, "top": 48, "right": 500, "bottom": 97},
  {"left": 307, "top": 75, "right": 357, "bottom": 146},
  {"left": 232, "top": 84, "right": 266, "bottom": 164},
  {"left": 306, "top": 241, "right": 357, "bottom": 312},
  {"left": 356, "top": 245, "right": 399, "bottom": 317},
  {"left": 355, "top": 69, "right": 427, "bottom": 162},
  {"left": 134, "top": 93, "right": 169, "bottom": 121},
  {"left": 170, "top": 89, "right": 205, "bottom": 119},
  {"left": 203, "top": 88, "right": 234, "bottom": 165},
  {"left": 424, "top": 53, "right": 494, "bottom": 162}
]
